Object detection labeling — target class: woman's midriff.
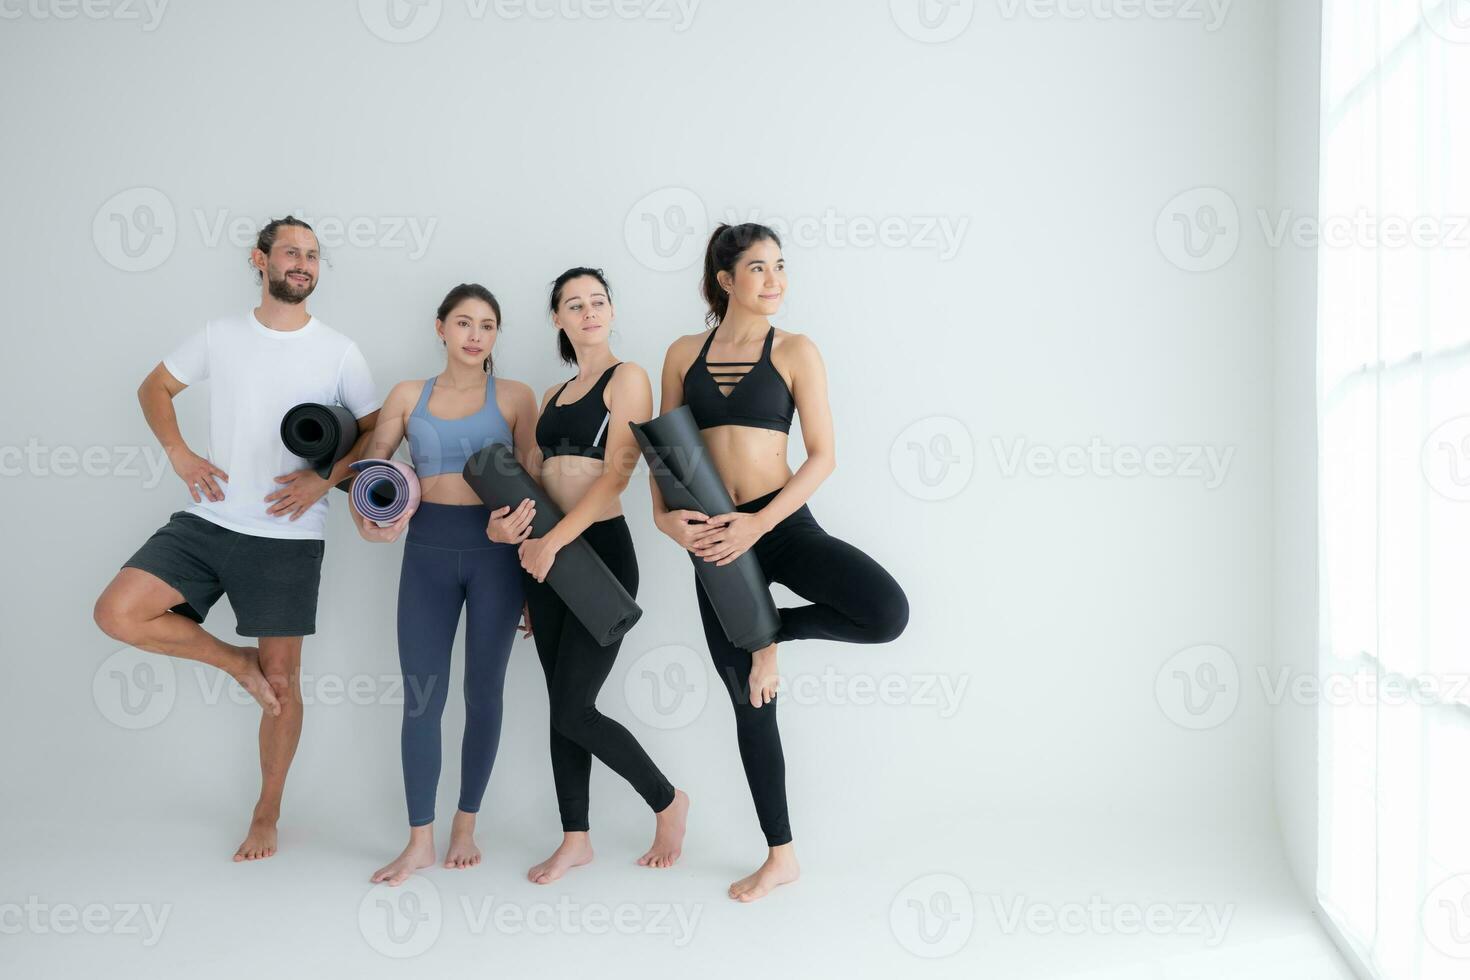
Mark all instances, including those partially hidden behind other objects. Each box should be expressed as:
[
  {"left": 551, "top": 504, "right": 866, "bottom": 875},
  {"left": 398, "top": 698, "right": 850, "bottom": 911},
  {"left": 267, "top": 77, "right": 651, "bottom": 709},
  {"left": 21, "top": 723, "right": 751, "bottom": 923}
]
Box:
[
  {"left": 418, "top": 473, "right": 487, "bottom": 506},
  {"left": 701, "top": 424, "right": 793, "bottom": 506},
  {"left": 539, "top": 456, "right": 623, "bottom": 521}
]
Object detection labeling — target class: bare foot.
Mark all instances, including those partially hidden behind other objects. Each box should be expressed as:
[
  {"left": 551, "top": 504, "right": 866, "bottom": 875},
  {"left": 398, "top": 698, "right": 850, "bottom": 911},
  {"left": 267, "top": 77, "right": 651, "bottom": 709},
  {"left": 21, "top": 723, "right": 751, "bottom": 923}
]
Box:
[
  {"left": 728, "top": 844, "right": 800, "bottom": 902},
  {"left": 527, "top": 832, "right": 594, "bottom": 884},
  {"left": 372, "top": 827, "right": 436, "bottom": 886},
  {"left": 749, "top": 643, "right": 779, "bottom": 708},
  {"left": 229, "top": 646, "right": 281, "bottom": 716},
  {"left": 444, "top": 811, "right": 482, "bottom": 870},
  {"left": 637, "top": 789, "right": 690, "bottom": 869},
  {"left": 233, "top": 811, "right": 278, "bottom": 862}
]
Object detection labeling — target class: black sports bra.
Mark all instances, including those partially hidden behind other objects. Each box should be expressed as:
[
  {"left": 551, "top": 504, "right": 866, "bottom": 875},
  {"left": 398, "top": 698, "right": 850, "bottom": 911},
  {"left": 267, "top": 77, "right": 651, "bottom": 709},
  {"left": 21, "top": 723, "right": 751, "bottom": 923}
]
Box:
[
  {"left": 537, "top": 362, "right": 621, "bottom": 460},
  {"left": 682, "top": 326, "right": 795, "bottom": 434}
]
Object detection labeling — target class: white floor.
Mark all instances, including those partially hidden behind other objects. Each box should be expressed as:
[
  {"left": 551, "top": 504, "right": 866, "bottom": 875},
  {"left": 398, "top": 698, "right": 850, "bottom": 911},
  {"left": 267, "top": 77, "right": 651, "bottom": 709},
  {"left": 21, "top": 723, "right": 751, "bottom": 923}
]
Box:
[{"left": 2, "top": 802, "right": 1354, "bottom": 980}]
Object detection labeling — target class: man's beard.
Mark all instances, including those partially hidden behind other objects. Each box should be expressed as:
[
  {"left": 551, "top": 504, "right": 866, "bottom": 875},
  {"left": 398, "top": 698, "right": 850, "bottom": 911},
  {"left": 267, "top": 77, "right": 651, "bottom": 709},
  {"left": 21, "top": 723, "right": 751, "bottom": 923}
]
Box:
[{"left": 267, "top": 268, "right": 316, "bottom": 304}]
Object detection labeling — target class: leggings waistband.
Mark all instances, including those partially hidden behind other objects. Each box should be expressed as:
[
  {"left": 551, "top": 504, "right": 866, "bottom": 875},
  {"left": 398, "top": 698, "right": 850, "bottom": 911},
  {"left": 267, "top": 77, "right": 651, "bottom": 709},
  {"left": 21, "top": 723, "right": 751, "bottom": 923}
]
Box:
[
  {"left": 406, "top": 501, "right": 514, "bottom": 551},
  {"left": 734, "top": 486, "right": 812, "bottom": 526}
]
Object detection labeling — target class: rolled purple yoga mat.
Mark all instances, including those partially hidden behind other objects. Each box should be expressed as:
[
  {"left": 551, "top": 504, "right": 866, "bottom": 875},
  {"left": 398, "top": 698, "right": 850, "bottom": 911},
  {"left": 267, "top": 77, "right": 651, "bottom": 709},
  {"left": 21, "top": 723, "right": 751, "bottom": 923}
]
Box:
[{"left": 348, "top": 459, "right": 421, "bottom": 525}]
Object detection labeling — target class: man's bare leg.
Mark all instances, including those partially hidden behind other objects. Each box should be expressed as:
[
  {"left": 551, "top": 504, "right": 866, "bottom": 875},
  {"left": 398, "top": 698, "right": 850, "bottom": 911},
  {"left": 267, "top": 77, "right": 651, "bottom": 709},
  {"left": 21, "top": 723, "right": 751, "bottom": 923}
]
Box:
[
  {"left": 236, "top": 635, "right": 304, "bottom": 862},
  {"left": 93, "top": 568, "right": 279, "bottom": 714}
]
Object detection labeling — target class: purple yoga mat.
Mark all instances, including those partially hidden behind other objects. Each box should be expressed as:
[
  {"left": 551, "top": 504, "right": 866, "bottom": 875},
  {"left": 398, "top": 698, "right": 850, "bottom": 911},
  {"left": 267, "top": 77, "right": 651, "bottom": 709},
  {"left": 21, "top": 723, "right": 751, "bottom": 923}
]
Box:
[{"left": 348, "top": 459, "right": 421, "bottom": 525}]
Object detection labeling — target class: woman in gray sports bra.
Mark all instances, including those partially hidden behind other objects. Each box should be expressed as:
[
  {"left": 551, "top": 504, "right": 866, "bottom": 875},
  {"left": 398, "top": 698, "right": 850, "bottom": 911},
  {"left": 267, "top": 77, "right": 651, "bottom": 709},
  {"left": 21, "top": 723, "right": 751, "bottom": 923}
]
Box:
[
  {"left": 349, "top": 283, "right": 542, "bottom": 887},
  {"left": 488, "top": 266, "right": 690, "bottom": 884}
]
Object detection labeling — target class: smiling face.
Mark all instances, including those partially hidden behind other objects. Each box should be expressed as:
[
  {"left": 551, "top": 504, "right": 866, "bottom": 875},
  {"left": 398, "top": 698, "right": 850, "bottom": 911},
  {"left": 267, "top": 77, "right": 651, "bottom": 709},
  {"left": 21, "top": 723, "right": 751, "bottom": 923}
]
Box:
[
  {"left": 718, "top": 237, "right": 786, "bottom": 317},
  {"left": 254, "top": 225, "right": 320, "bottom": 304},
  {"left": 436, "top": 297, "right": 499, "bottom": 369},
  {"left": 552, "top": 275, "right": 614, "bottom": 352}
]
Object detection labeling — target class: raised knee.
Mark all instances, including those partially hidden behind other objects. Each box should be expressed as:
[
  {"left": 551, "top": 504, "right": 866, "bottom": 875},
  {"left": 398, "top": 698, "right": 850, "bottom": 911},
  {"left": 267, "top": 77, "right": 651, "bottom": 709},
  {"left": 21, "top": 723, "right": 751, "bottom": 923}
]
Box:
[
  {"left": 869, "top": 585, "right": 910, "bottom": 644},
  {"left": 92, "top": 594, "right": 135, "bottom": 643}
]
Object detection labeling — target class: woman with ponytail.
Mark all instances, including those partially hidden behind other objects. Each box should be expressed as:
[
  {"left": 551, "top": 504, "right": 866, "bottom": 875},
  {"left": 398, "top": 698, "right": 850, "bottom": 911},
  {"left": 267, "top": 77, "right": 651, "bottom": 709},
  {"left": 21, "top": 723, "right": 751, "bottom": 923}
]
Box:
[
  {"left": 652, "top": 224, "right": 910, "bottom": 902},
  {"left": 352, "top": 283, "right": 540, "bottom": 886}
]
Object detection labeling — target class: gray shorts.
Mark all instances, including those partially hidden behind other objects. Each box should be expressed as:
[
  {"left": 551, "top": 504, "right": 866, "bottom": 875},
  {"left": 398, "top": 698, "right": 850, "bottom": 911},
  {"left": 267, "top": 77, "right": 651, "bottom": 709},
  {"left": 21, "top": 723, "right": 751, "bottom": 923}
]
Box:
[{"left": 122, "top": 511, "right": 326, "bottom": 637}]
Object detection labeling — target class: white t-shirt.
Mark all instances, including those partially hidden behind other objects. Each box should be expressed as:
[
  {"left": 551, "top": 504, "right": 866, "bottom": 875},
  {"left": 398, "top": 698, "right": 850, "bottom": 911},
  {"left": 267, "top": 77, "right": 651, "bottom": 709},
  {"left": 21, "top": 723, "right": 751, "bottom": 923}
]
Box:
[{"left": 162, "top": 310, "right": 382, "bottom": 540}]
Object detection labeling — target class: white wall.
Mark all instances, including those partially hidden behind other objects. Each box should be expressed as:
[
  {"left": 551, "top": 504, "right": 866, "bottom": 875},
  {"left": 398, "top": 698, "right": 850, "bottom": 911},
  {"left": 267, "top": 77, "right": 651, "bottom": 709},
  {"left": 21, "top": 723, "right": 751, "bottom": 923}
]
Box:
[
  {"left": 0, "top": 0, "right": 1284, "bottom": 848},
  {"left": 1272, "top": 0, "right": 1323, "bottom": 900}
]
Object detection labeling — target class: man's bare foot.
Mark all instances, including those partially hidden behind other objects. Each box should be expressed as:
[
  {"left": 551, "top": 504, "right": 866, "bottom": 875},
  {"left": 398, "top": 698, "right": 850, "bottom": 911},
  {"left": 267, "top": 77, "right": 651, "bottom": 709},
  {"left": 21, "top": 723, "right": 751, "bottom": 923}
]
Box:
[
  {"left": 229, "top": 646, "right": 280, "bottom": 716},
  {"left": 233, "top": 810, "right": 279, "bottom": 862},
  {"left": 637, "top": 789, "right": 690, "bottom": 869},
  {"left": 372, "top": 826, "right": 436, "bottom": 886},
  {"left": 749, "top": 643, "right": 779, "bottom": 708},
  {"left": 444, "top": 811, "right": 482, "bottom": 870},
  {"left": 728, "top": 844, "right": 800, "bottom": 902},
  {"left": 527, "top": 832, "right": 594, "bottom": 884}
]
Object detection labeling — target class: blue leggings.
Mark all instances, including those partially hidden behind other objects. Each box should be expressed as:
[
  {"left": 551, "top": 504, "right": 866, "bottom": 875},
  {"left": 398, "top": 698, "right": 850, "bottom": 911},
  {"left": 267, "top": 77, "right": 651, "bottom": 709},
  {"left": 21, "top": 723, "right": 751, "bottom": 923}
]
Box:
[{"left": 396, "top": 502, "right": 524, "bottom": 827}]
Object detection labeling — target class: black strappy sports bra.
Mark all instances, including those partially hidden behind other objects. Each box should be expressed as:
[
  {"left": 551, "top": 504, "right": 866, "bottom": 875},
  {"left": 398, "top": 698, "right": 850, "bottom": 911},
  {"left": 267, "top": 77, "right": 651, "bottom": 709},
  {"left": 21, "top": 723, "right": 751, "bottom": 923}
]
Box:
[
  {"left": 682, "top": 326, "right": 795, "bottom": 434},
  {"left": 536, "top": 362, "right": 621, "bottom": 460}
]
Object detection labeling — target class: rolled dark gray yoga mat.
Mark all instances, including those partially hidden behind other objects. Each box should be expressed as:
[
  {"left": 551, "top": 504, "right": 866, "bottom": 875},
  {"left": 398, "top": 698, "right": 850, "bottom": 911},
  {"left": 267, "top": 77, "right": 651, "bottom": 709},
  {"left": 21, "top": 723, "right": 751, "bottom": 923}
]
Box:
[
  {"left": 630, "top": 405, "right": 781, "bottom": 652},
  {"left": 461, "top": 442, "right": 642, "bottom": 647},
  {"left": 281, "top": 403, "right": 358, "bottom": 491}
]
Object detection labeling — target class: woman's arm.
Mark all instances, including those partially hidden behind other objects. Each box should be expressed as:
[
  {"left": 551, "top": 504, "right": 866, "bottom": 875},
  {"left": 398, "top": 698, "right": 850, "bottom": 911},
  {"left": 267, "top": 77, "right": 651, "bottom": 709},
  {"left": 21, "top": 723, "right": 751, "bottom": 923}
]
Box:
[
  {"left": 542, "top": 363, "right": 651, "bottom": 548},
  {"left": 746, "top": 334, "right": 835, "bottom": 527},
  {"left": 648, "top": 336, "right": 712, "bottom": 550},
  {"left": 349, "top": 383, "right": 415, "bottom": 542}
]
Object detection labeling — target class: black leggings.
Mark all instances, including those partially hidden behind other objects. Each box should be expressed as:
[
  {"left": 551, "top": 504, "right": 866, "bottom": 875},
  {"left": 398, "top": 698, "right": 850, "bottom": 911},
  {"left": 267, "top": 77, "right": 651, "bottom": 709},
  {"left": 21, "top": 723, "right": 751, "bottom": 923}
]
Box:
[
  {"left": 524, "top": 516, "right": 676, "bottom": 832},
  {"left": 694, "top": 486, "right": 909, "bottom": 847}
]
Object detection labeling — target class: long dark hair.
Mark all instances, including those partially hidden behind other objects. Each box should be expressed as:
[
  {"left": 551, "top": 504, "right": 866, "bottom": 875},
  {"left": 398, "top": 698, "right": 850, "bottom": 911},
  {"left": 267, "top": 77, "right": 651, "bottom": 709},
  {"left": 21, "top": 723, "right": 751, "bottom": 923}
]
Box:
[
  {"left": 549, "top": 267, "right": 613, "bottom": 366},
  {"left": 436, "top": 283, "right": 502, "bottom": 374},
  {"left": 252, "top": 215, "right": 316, "bottom": 283},
  {"left": 701, "top": 222, "right": 782, "bottom": 327}
]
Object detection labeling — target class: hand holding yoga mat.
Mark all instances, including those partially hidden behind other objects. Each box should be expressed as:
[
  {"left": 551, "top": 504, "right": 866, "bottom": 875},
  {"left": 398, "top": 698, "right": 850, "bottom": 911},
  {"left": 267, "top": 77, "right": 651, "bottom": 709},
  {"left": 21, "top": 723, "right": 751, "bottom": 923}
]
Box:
[
  {"left": 280, "top": 402, "right": 358, "bottom": 490},
  {"left": 348, "top": 459, "right": 421, "bottom": 525},
  {"left": 630, "top": 405, "right": 781, "bottom": 652},
  {"left": 461, "top": 442, "right": 641, "bottom": 647}
]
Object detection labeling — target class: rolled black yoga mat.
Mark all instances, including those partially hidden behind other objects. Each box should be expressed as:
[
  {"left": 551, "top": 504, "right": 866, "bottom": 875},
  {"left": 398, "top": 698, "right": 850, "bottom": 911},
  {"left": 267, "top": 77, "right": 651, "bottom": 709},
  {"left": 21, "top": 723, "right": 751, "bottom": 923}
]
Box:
[
  {"left": 630, "top": 405, "right": 781, "bottom": 652},
  {"left": 461, "top": 442, "right": 642, "bottom": 647},
  {"left": 281, "top": 403, "right": 358, "bottom": 491}
]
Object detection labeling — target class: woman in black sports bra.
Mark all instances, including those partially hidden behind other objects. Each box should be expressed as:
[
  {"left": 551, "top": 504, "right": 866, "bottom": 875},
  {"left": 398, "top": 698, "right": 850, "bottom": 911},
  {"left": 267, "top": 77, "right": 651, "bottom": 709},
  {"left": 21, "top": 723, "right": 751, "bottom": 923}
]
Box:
[
  {"left": 488, "top": 267, "right": 689, "bottom": 884},
  {"left": 653, "top": 223, "right": 910, "bottom": 903}
]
